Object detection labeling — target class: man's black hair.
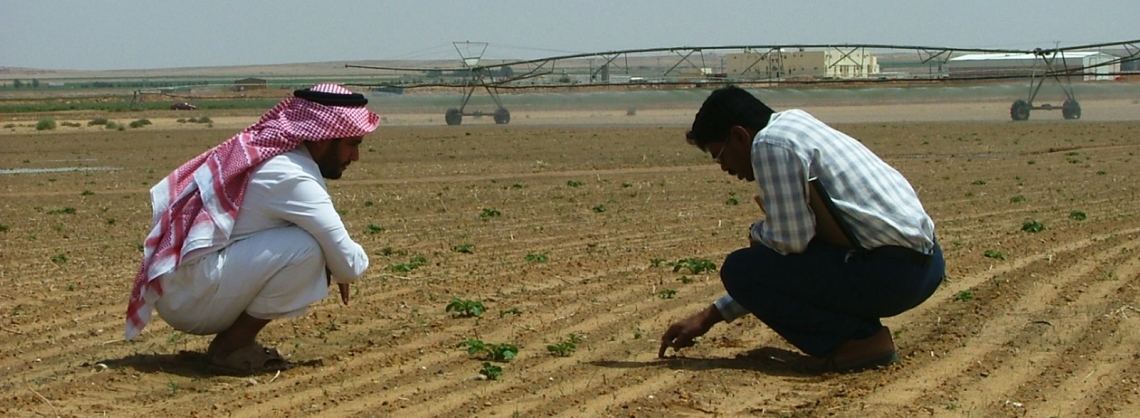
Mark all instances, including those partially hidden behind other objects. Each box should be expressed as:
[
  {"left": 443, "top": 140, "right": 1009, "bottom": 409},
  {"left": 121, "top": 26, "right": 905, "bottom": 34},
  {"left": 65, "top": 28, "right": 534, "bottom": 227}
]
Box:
[{"left": 685, "top": 86, "right": 775, "bottom": 151}]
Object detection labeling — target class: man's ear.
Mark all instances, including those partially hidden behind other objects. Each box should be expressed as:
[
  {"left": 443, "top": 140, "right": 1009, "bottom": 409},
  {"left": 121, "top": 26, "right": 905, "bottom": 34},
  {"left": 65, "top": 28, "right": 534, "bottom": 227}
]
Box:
[
  {"left": 303, "top": 140, "right": 329, "bottom": 158},
  {"left": 728, "top": 125, "right": 752, "bottom": 145}
]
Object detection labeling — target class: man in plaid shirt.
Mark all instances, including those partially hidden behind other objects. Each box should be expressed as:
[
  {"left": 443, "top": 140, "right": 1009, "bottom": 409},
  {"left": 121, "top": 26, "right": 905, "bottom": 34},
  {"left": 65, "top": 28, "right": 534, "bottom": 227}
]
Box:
[{"left": 660, "top": 86, "right": 944, "bottom": 373}]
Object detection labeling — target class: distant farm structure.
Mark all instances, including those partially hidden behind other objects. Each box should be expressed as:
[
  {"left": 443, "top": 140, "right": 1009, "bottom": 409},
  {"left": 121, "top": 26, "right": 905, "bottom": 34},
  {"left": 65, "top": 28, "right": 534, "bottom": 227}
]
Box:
[{"left": 948, "top": 51, "right": 1121, "bottom": 81}]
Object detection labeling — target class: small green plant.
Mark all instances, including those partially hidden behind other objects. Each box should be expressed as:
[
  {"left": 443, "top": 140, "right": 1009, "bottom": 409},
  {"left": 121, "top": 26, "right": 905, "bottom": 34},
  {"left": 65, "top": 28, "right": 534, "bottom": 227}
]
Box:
[
  {"left": 105, "top": 121, "right": 120, "bottom": 130},
  {"left": 1009, "top": 195, "right": 1026, "bottom": 203},
  {"left": 452, "top": 243, "right": 475, "bottom": 253},
  {"left": 479, "top": 362, "right": 502, "bottom": 380},
  {"left": 80, "top": 190, "right": 94, "bottom": 196},
  {"left": 51, "top": 253, "right": 68, "bottom": 263},
  {"left": 446, "top": 297, "right": 486, "bottom": 317},
  {"left": 129, "top": 119, "right": 152, "bottom": 128},
  {"left": 567, "top": 180, "right": 584, "bottom": 187},
  {"left": 546, "top": 334, "right": 583, "bottom": 357},
  {"left": 525, "top": 253, "right": 548, "bottom": 262},
  {"left": 459, "top": 338, "right": 487, "bottom": 355},
  {"left": 365, "top": 223, "right": 385, "bottom": 234},
  {"left": 1069, "top": 210, "right": 1087, "bottom": 221},
  {"left": 61, "top": 121, "right": 81, "bottom": 127},
  {"left": 672, "top": 258, "right": 717, "bottom": 274},
  {"left": 677, "top": 276, "right": 695, "bottom": 284},
  {"left": 649, "top": 258, "right": 666, "bottom": 267},
  {"left": 35, "top": 117, "right": 56, "bottom": 131},
  {"left": 376, "top": 247, "right": 408, "bottom": 257},
  {"left": 1021, "top": 220, "right": 1045, "bottom": 233},
  {"left": 658, "top": 289, "right": 678, "bottom": 299},
  {"left": 0, "top": 224, "right": 9, "bottom": 232},
  {"left": 971, "top": 179, "right": 986, "bottom": 185},
  {"left": 480, "top": 208, "right": 502, "bottom": 220},
  {"left": 46, "top": 207, "right": 76, "bottom": 215},
  {"left": 954, "top": 290, "right": 974, "bottom": 302},
  {"left": 88, "top": 118, "right": 108, "bottom": 126},
  {"left": 387, "top": 255, "right": 427, "bottom": 273},
  {"left": 983, "top": 250, "right": 1006, "bottom": 260},
  {"left": 725, "top": 197, "right": 740, "bottom": 205},
  {"left": 460, "top": 338, "right": 518, "bottom": 362},
  {"left": 591, "top": 204, "right": 606, "bottom": 213},
  {"left": 499, "top": 307, "right": 523, "bottom": 317}
]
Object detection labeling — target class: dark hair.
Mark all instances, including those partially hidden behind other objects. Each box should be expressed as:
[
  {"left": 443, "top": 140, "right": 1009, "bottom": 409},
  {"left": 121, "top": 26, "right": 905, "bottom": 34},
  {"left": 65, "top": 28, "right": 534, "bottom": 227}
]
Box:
[{"left": 685, "top": 86, "right": 775, "bottom": 151}]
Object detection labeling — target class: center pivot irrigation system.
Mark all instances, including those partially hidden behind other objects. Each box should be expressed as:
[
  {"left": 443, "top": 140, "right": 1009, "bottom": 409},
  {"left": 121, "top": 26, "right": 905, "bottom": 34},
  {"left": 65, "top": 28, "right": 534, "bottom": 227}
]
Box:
[{"left": 347, "top": 40, "right": 1140, "bottom": 125}]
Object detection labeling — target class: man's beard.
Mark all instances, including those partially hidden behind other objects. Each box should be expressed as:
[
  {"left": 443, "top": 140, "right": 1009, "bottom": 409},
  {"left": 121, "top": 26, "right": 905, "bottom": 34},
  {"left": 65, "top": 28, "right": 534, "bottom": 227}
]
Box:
[{"left": 317, "top": 151, "right": 343, "bottom": 179}]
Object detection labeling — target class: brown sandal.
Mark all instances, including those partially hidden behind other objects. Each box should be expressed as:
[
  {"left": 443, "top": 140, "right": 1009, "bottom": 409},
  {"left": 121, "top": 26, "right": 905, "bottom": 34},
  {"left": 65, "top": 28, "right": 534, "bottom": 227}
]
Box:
[{"left": 207, "top": 343, "right": 295, "bottom": 376}]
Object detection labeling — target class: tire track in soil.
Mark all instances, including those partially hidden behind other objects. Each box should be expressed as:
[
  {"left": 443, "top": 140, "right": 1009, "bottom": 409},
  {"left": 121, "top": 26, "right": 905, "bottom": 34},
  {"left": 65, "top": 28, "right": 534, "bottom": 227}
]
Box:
[
  {"left": 999, "top": 252, "right": 1140, "bottom": 417},
  {"left": 850, "top": 228, "right": 1140, "bottom": 415},
  {"left": 252, "top": 265, "right": 733, "bottom": 417},
  {"left": 205, "top": 251, "right": 725, "bottom": 416},
  {"left": 908, "top": 234, "right": 1140, "bottom": 415}
]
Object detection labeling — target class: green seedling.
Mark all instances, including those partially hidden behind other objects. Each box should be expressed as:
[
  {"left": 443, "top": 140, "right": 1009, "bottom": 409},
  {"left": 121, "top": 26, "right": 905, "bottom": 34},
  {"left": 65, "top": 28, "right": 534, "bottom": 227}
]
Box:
[
  {"left": 658, "top": 289, "right": 678, "bottom": 299},
  {"left": 479, "top": 362, "right": 502, "bottom": 380},
  {"left": 499, "top": 307, "right": 523, "bottom": 318},
  {"left": 971, "top": 180, "right": 986, "bottom": 185},
  {"left": 452, "top": 243, "right": 475, "bottom": 253},
  {"left": 388, "top": 255, "right": 428, "bottom": 273},
  {"left": 546, "top": 334, "right": 583, "bottom": 357},
  {"left": 446, "top": 298, "right": 486, "bottom": 317},
  {"left": 47, "top": 207, "right": 77, "bottom": 215},
  {"left": 725, "top": 197, "right": 740, "bottom": 205},
  {"left": 485, "top": 343, "right": 518, "bottom": 362},
  {"left": 524, "top": 253, "right": 548, "bottom": 263},
  {"left": 480, "top": 208, "right": 502, "bottom": 220},
  {"left": 567, "top": 180, "right": 584, "bottom": 187},
  {"left": 1069, "top": 211, "right": 1087, "bottom": 221},
  {"left": 365, "top": 223, "right": 385, "bottom": 234},
  {"left": 677, "top": 276, "right": 695, "bottom": 284},
  {"left": 983, "top": 250, "right": 1005, "bottom": 260},
  {"left": 50, "top": 254, "right": 67, "bottom": 263},
  {"left": 461, "top": 338, "right": 518, "bottom": 362},
  {"left": 458, "top": 338, "right": 487, "bottom": 355},
  {"left": 650, "top": 258, "right": 666, "bottom": 267},
  {"left": 1009, "top": 195, "right": 1026, "bottom": 203},
  {"left": 1021, "top": 220, "right": 1045, "bottom": 233},
  {"left": 672, "top": 258, "right": 717, "bottom": 274},
  {"left": 954, "top": 290, "right": 975, "bottom": 302},
  {"left": 591, "top": 204, "right": 606, "bottom": 213},
  {"left": 376, "top": 247, "right": 409, "bottom": 256}
]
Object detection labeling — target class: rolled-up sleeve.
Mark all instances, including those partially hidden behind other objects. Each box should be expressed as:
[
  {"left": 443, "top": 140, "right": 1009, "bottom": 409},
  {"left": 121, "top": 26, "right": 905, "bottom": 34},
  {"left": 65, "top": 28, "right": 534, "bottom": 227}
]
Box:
[{"left": 267, "top": 176, "right": 369, "bottom": 283}]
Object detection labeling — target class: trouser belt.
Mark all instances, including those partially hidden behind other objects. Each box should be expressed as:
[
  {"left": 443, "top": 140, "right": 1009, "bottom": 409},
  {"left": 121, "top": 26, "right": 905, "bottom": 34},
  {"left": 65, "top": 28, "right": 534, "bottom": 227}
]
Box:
[{"left": 866, "top": 245, "right": 933, "bottom": 267}]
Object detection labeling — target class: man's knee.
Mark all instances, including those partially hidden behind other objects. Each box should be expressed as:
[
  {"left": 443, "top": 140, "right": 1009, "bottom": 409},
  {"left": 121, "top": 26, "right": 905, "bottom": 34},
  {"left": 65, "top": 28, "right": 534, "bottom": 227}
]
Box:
[
  {"left": 270, "top": 227, "right": 322, "bottom": 263},
  {"left": 720, "top": 247, "right": 758, "bottom": 292}
]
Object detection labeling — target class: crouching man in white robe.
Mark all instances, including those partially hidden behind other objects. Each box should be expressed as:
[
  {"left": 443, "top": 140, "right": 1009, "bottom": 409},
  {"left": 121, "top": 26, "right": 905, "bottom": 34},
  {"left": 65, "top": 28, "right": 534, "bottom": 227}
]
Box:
[{"left": 125, "top": 84, "right": 379, "bottom": 375}]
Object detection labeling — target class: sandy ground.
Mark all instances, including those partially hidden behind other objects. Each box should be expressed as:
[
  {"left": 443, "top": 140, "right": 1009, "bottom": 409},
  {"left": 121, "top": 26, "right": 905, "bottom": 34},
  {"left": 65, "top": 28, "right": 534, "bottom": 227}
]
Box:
[{"left": 2, "top": 96, "right": 1140, "bottom": 417}]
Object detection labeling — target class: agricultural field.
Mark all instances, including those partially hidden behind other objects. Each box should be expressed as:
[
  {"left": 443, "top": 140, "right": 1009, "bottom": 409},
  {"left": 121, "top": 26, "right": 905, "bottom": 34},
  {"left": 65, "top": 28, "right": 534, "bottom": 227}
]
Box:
[{"left": 2, "top": 95, "right": 1140, "bottom": 417}]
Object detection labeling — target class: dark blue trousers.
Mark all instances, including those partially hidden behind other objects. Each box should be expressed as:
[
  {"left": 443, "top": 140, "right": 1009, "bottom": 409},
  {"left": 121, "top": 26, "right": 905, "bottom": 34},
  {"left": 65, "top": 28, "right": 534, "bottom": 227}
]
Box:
[{"left": 719, "top": 239, "right": 944, "bottom": 357}]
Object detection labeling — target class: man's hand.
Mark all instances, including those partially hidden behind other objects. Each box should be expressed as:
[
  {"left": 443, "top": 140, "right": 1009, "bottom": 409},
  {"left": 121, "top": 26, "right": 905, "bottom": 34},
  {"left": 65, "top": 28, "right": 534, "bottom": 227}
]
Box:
[
  {"left": 659, "top": 305, "right": 723, "bottom": 358},
  {"left": 326, "top": 268, "right": 350, "bottom": 305}
]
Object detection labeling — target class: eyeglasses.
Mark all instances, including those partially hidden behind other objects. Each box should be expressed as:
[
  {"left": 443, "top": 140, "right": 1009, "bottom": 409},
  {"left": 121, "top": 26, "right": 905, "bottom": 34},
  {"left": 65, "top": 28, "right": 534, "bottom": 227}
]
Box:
[{"left": 712, "top": 143, "right": 727, "bottom": 163}]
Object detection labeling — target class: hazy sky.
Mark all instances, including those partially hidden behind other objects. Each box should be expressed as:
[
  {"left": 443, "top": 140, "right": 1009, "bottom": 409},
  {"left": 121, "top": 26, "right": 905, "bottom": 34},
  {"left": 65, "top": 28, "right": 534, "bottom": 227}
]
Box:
[{"left": 1, "top": 0, "right": 1135, "bottom": 71}]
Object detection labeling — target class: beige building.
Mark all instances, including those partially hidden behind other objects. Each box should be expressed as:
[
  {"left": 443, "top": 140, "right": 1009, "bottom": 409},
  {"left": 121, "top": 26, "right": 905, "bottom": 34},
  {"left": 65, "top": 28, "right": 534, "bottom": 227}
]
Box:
[{"left": 726, "top": 47, "right": 879, "bottom": 80}]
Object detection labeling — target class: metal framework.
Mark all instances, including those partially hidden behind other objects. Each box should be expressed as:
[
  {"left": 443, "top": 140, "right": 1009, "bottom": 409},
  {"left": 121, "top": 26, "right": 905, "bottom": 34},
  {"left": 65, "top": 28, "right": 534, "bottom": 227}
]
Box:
[{"left": 347, "top": 39, "right": 1140, "bottom": 125}]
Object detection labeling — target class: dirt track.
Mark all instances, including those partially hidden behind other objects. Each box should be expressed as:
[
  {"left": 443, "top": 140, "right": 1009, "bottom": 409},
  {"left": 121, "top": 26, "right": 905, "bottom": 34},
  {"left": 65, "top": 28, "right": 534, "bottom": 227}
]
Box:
[{"left": 2, "top": 101, "right": 1140, "bottom": 417}]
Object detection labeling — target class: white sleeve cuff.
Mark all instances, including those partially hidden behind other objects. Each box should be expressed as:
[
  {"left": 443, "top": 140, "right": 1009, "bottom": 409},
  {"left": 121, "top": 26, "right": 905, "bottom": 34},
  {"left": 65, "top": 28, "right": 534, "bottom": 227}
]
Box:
[{"left": 713, "top": 294, "right": 750, "bottom": 323}]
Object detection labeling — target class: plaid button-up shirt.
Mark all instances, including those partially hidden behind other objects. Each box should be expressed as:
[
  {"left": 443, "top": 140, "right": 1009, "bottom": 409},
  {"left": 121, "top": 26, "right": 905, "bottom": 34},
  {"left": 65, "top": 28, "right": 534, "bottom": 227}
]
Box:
[{"left": 715, "top": 109, "right": 935, "bottom": 322}]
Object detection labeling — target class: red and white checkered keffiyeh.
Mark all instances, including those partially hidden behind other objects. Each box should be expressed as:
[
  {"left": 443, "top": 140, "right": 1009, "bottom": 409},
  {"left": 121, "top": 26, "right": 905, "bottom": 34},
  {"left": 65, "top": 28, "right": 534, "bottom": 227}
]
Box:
[{"left": 125, "top": 84, "right": 379, "bottom": 340}]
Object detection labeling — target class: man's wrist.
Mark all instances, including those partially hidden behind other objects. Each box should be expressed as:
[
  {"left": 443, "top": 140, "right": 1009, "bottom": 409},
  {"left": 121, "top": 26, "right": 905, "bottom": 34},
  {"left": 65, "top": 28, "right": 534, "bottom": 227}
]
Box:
[{"left": 702, "top": 304, "right": 725, "bottom": 327}]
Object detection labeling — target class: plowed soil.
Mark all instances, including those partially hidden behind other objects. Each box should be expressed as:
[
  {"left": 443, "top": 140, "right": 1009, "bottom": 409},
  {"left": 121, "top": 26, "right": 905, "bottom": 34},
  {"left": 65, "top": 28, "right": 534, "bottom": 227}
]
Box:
[{"left": 3, "top": 100, "right": 1140, "bottom": 417}]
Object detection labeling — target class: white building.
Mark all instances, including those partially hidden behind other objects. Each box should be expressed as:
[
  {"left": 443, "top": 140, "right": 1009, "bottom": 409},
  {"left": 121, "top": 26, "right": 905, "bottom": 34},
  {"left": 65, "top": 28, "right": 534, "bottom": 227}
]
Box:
[{"left": 948, "top": 51, "right": 1119, "bottom": 81}]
